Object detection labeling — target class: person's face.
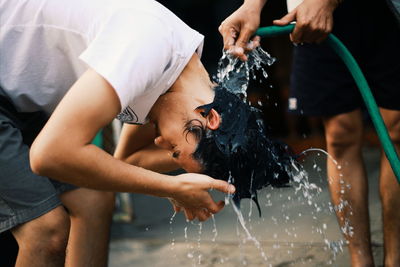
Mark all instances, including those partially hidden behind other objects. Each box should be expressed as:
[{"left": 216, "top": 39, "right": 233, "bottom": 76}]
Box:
[{"left": 153, "top": 118, "right": 203, "bottom": 173}]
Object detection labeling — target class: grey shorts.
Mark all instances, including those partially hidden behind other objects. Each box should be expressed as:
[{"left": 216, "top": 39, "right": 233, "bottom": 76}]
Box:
[{"left": 0, "top": 92, "right": 76, "bottom": 233}]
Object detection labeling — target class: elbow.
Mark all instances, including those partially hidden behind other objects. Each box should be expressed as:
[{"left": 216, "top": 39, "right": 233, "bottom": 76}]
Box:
[{"left": 30, "top": 140, "right": 55, "bottom": 176}]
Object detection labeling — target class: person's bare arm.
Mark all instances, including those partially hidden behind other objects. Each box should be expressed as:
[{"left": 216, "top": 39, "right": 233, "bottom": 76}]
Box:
[
  {"left": 219, "top": 0, "right": 341, "bottom": 60},
  {"left": 114, "top": 123, "right": 180, "bottom": 173},
  {"left": 30, "top": 68, "right": 235, "bottom": 212},
  {"left": 219, "top": 0, "right": 266, "bottom": 60}
]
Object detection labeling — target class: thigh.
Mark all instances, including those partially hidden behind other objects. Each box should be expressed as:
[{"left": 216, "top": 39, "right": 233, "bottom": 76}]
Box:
[
  {"left": 380, "top": 108, "right": 400, "bottom": 141},
  {"left": 0, "top": 111, "right": 63, "bottom": 233}
]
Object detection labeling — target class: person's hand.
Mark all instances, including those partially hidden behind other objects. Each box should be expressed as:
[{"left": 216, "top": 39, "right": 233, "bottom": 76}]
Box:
[
  {"left": 219, "top": 2, "right": 264, "bottom": 61},
  {"left": 273, "top": 0, "right": 341, "bottom": 44},
  {"left": 170, "top": 173, "right": 235, "bottom": 220},
  {"left": 168, "top": 198, "right": 224, "bottom": 222}
]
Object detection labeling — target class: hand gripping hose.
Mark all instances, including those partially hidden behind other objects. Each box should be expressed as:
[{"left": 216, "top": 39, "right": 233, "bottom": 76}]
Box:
[{"left": 255, "top": 24, "right": 400, "bottom": 183}]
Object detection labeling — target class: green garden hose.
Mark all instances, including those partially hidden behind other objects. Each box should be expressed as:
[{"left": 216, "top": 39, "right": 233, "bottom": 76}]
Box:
[
  {"left": 92, "top": 130, "right": 103, "bottom": 148},
  {"left": 255, "top": 24, "right": 400, "bottom": 183}
]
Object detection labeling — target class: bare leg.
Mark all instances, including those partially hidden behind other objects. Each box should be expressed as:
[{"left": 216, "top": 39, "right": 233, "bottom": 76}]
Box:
[
  {"left": 323, "top": 110, "right": 374, "bottom": 267},
  {"left": 12, "top": 206, "right": 70, "bottom": 267},
  {"left": 60, "top": 188, "right": 115, "bottom": 267},
  {"left": 379, "top": 108, "right": 400, "bottom": 267}
]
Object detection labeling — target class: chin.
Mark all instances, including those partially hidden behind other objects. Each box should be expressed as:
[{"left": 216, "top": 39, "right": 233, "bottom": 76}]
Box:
[{"left": 182, "top": 163, "right": 202, "bottom": 174}]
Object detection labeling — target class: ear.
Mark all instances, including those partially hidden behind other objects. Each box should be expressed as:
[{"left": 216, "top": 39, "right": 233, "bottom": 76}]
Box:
[
  {"left": 205, "top": 108, "right": 221, "bottom": 130},
  {"left": 154, "top": 136, "right": 173, "bottom": 150}
]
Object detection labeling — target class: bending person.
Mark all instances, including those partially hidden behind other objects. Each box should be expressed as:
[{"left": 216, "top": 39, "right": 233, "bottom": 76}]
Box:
[{"left": 1, "top": 0, "right": 236, "bottom": 266}]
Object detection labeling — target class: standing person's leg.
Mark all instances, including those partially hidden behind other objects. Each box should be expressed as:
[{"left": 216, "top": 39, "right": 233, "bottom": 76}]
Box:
[
  {"left": 323, "top": 110, "right": 374, "bottom": 267},
  {"left": 60, "top": 188, "right": 115, "bottom": 267},
  {"left": 379, "top": 108, "right": 400, "bottom": 267}
]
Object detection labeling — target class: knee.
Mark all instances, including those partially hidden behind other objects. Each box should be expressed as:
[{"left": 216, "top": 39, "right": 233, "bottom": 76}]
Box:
[
  {"left": 71, "top": 191, "right": 115, "bottom": 220},
  {"left": 93, "top": 191, "right": 115, "bottom": 218},
  {"left": 18, "top": 208, "right": 70, "bottom": 256},
  {"left": 386, "top": 122, "right": 400, "bottom": 145},
  {"left": 325, "top": 118, "right": 363, "bottom": 154}
]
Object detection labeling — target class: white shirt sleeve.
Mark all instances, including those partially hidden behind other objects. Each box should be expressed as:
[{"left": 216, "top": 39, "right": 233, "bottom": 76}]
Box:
[{"left": 79, "top": 9, "right": 173, "bottom": 111}]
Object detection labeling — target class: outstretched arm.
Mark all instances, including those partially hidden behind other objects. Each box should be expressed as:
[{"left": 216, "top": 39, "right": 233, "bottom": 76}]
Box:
[{"left": 30, "top": 68, "right": 235, "bottom": 212}]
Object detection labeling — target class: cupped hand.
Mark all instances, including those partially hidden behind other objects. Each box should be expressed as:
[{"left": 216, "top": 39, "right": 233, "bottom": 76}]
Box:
[
  {"left": 273, "top": 0, "right": 340, "bottom": 44},
  {"left": 169, "top": 198, "right": 225, "bottom": 222},
  {"left": 170, "top": 173, "right": 235, "bottom": 220},
  {"left": 219, "top": 3, "right": 262, "bottom": 61}
]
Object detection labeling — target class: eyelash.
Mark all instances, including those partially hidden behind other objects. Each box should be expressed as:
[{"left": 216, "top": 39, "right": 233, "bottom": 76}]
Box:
[{"left": 172, "top": 151, "right": 180, "bottom": 158}]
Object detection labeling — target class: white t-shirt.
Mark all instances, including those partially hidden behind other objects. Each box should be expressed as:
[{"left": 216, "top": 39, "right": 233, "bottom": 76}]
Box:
[{"left": 0, "top": 0, "right": 204, "bottom": 124}]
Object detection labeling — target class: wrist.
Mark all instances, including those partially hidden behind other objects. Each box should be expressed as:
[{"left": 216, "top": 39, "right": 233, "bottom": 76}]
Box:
[
  {"left": 328, "top": 0, "right": 342, "bottom": 9},
  {"left": 243, "top": 0, "right": 267, "bottom": 14},
  {"left": 155, "top": 173, "right": 181, "bottom": 198}
]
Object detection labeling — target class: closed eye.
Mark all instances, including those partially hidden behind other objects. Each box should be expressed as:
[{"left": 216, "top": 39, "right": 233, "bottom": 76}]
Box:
[{"left": 172, "top": 151, "right": 181, "bottom": 159}]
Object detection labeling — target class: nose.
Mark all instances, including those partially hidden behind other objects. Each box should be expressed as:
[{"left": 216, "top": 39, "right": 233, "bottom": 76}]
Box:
[{"left": 154, "top": 136, "right": 173, "bottom": 150}]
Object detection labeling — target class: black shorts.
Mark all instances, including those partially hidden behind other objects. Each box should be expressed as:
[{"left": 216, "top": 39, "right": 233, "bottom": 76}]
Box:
[
  {"left": 0, "top": 91, "right": 76, "bottom": 233},
  {"left": 289, "top": 0, "right": 400, "bottom": 116}
]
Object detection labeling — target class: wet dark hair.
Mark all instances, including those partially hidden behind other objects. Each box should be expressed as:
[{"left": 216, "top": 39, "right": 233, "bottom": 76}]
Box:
[{"left": 191, "top": 85, "right": 294, "bottom": 216}]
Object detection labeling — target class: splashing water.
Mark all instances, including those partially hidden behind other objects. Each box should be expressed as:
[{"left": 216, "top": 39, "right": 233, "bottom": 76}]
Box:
[
  {"left": 165, "top": 47, "right": 352, "bottom": 265},
  {"left": 215, "top": 46, "right": 275, "bottom": 99},
  {"left": 169, "top": 211, "right": 177, "bottom": 251},
  {"left": 229, "top": 196, "right": 269, "bottom": 262},
  {"left": 288, "top": 150, "right": 349, "bottom": 262},
  {"left": 214, "top": 47, "right": 348, "bottom": 264},
  {"left": 300, "top": 148, "right": 338, "bottom": 166},
  {"left": 211, "top": 215, "right": 218, "bottom": 242}
]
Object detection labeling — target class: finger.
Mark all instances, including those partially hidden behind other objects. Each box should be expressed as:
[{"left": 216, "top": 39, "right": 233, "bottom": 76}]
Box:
[
  {"left": 316, "top": 20, "right": 332, "bottom": 44},
  {"left": 273, "top": 10, "right": 296, "bottom": 26},
  {"left": 216, "top": 200, "right": 225, "bottom": 210},
  {"left": 250, "top": 36, "right": 261, "bottom": 49},
  {"left": 228, "top": 46, "right": 245, "bottom": 59},
  {"left": 301, "top": 27, "right": 318, "bottom": 43},
  {"left": 173, "top": 204, "right": 181, "bottom": 213},
  {"left": 184, "top": 209, "right": 195, "bottom": 221},
  {"left": 246, "top": 38, "right": 260, "bottom": 51},
  {"left": 205, "top": 199, "right": 226, "bottom": 216},
  {"left": 315, "top": 31, "right": 329, "bottom": 44},
  {"left": 197, "top": 209, "right": 211, "bottom": 222},
  {"left": 210, "top": 179, "right": 236, "bottom": 194},
  {"left": 291, "top": 22, "right": 305, "bottom": 44},
  {"left": 207, "top": 200, "right": 225, "bottom": 215},
  {"left": 235, "top": 28, "right": 254, "bottom": 52},
  {"left": 221, "top": 27, "right": 237, "bottom": 51}
]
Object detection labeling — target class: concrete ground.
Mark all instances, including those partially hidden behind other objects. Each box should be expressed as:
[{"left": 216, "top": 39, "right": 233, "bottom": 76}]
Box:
[{"left": 109, "top": 147, "right": 385, "bottom": 267}]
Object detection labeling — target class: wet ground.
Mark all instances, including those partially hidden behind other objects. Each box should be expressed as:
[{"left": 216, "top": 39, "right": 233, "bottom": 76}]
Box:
[{"left": 109, "top": 147, "right": 384, "bottom": 266}]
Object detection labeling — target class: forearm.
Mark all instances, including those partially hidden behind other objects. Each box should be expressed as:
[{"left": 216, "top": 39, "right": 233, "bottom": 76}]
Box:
[
  {"left": 31, "top": 141, "right": 176, "bottom": 197},
  {"left": 243, "top": 0, "right": 267, "bottom": 12},
  {"left": 121, "top": 144, "right": 180, "bottom": 173}
]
